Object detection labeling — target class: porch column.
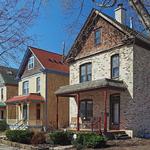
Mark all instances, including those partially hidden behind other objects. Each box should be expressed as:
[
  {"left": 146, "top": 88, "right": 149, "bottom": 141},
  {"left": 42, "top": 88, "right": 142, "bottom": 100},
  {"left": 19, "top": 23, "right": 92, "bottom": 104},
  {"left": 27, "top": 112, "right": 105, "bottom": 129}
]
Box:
[
  {"left": 104, "top": 89, "right": 108, "bottom": 132},
  {"left": 21, "top": 104, "right": 23, "bottom": 120},
  {"left": 56, "top": 96, "right": 59, "bottom": 129},
  {"left": 27, "top": 102, "right": 30, "bottom": 126},
  {"left": 76, "top": 93, "right": 80, "bottom": 131},
  {"left": 6, "top": 105, "right": 8, "bottom": 124},
  {"left": 16, "top": 104, "right": 18, "bottom": 122}
]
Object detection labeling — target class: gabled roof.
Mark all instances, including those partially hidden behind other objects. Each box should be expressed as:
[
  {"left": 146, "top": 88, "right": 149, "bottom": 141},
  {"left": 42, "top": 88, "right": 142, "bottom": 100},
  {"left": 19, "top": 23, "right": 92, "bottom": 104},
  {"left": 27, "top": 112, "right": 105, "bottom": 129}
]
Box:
[
  {"left": 17, "top": 47, "right": 69, "bottom": 78},
  {"left": 66, "top": 8, "right": 150, "bottom": 60},
  {"left": 0, "top": 66, "right": 18, "bottom": 85}
]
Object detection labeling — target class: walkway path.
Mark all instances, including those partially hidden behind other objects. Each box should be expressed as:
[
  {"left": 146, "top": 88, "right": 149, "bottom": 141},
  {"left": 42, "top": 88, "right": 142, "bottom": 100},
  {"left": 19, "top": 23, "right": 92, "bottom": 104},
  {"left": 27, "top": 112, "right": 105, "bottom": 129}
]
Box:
[{"left": 0, "top": 144, "right": 20, "bottom": 150}]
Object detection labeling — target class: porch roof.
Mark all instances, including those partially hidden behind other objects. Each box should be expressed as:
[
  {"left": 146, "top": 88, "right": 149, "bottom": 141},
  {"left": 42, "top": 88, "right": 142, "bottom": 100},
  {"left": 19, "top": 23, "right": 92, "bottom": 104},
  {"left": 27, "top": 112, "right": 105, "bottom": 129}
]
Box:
[
  {"left": 55, "top": 78, "right": 127, "bottom": 96},
  {"left": 6, "top": 93, "right": 45, "bottom": 104},
  {"left": 0, "top": 102, "right": 6, "bottom": 107}
]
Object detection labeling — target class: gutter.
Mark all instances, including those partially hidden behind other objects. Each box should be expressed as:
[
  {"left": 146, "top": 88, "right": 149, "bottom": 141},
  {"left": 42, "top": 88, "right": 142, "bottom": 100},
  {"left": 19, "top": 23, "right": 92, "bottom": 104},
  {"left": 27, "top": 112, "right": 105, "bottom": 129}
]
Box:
[{"left": 45, "top": 72, "right": 48, "bottom": 130}]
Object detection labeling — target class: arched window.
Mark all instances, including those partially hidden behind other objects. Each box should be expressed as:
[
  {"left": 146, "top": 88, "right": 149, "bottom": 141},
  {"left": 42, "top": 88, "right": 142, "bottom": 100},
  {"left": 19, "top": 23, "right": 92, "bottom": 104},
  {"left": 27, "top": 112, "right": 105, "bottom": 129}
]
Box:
[
  {"left": 111, "top": 54, "right": 120, "bottom": 79},
  {"left": 80, "top": 63, "right": 92, "bottom": 83}
]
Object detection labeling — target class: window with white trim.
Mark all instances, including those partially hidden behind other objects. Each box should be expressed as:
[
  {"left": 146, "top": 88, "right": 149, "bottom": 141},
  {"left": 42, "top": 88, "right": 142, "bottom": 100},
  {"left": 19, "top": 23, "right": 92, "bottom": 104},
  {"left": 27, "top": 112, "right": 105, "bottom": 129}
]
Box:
[
  {"left": 28, "top": 56, "right": 34, "bottom": 70},
  {"left": 23, "top": 81, "right": 29, "bottom": 95},
  {"left": 36, "top": 77, "right": 40, "bottom": 92}
]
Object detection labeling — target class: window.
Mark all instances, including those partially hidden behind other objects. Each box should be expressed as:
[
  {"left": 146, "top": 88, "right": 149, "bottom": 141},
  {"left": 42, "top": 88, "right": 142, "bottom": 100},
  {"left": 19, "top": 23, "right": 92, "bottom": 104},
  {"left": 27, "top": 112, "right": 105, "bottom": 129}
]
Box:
[
  {"left": 80, "top": 100, "right": 93, "bottom": 121},
  {"left": 94, "top": 28, "right": 101, "bottom": 45},
  {"left": 36, "top": 77, "right": 40, "bottom": 92},
  {"left": 111, "top": 54, "right": 119, "bottom": 79},
  {"left": 23, "top": 81, "right": 29, "bottom": 95},
  {"left": 80, "top": 63, "right": 92, "bottom": 83},
  {"left": 28, "top": 56, "right": 34, "bottom": 70},
  {"left": 1, "top": 88, "right": 3, "bottom": 100},
  {"left": 36, "top": 104, "right": 41, "bottom": 120}
]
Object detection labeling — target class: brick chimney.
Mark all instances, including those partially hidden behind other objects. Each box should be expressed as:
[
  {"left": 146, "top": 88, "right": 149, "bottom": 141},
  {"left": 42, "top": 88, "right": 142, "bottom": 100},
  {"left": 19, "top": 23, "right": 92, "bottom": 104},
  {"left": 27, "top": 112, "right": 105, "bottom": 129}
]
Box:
[{"left": 115, "top": 4, "right": 126, "bottom": 24}]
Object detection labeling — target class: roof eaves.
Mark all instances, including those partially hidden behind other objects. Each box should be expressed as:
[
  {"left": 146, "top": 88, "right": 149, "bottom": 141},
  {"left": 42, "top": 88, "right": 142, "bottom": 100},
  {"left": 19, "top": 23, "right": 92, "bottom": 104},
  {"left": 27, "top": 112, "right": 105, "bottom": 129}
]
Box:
[
  {"left": 29, "top": 47, "right": 46, "bottom": 70},
  {"left": 66, "top": 8, "right": 133, "bottom": 61},
  {"left": 16, "top": 47, "right": 31, "bottom": 79}
]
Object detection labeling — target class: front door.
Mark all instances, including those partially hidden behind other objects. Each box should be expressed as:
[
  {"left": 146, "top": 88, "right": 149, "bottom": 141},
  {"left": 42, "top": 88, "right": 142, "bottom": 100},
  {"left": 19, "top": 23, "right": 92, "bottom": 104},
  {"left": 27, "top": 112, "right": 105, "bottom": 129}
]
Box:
[
  {"left": 110, "top": 94, "right": 120, "bottom": 130},
  {"left": 23, "top": 104, "right": 27, "bottom": 120}
]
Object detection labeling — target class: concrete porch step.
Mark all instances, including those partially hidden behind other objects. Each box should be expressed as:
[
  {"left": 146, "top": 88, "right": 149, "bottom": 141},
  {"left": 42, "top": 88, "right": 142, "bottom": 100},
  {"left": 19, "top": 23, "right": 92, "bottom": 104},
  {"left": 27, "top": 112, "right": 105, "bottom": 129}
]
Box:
[{"left": 105, "top": 130, "right": 131, "bottom": 140}]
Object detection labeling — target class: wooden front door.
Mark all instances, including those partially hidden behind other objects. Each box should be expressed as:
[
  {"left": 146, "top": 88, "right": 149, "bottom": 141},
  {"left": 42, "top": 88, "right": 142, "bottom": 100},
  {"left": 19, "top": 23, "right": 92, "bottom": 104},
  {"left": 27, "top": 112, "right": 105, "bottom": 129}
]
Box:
[
  {"left": 110, "top": 94, "right": 120, "bottom": 130},
  {"left": 23, "top": 104, "right": 27, "bottom": 120}
]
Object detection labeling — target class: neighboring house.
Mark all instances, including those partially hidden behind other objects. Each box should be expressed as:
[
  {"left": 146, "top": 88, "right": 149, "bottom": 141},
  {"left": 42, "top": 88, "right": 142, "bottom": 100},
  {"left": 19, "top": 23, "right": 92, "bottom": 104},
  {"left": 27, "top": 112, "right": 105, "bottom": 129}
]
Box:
[
  {"left": 55, "top": 5, "right": 150, "bottom": 137},
  {"left": 0, "top": 66, "right": 18, "bottom": 120},
  {"left": 6, "top": 47, "right": 69, "bottom": 130}
]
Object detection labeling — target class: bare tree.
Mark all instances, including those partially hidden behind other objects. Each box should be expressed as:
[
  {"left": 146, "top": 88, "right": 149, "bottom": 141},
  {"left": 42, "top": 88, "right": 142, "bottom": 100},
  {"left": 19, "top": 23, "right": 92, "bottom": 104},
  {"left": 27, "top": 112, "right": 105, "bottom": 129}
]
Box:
[
  {"left": 0, "top": 0, "right": 41, "bottom": 66},
  {"left": 61, "top": 0, "right": 150, "bottom": 38}
]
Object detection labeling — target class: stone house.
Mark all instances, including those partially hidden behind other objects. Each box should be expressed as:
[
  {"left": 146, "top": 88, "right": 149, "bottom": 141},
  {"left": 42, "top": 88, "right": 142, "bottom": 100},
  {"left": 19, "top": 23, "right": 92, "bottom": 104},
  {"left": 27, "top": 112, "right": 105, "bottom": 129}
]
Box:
[
  {"left": 55, "top": 6, "right": 150, "bottom": 137},
  {"left": 6, "top": 47, "right": 69, "bottom": 130},
  {"left": 0, "top": 66, "right": 18, "bottom": 120}
]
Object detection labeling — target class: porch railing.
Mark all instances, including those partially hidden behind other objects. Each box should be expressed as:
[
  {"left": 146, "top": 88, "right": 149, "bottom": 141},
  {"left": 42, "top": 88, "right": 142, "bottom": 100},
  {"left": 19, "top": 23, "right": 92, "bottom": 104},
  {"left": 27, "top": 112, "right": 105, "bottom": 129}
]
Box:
[
  {"left": 7, "top": 119, "right": 18, "bottom": 125},
  {"left": 91, "top": 117, "right": 102, "bottom": 134}
]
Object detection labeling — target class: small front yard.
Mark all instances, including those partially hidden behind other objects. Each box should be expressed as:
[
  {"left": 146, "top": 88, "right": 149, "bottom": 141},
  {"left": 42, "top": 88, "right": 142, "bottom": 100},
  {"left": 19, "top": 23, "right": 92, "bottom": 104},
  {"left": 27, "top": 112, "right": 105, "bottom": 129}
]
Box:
[
  {"left": 0, "top": 120, "right": 150, "bottom": 150},
  {"left": 99, "top": 138, "right": 150, "bottom": 150}
]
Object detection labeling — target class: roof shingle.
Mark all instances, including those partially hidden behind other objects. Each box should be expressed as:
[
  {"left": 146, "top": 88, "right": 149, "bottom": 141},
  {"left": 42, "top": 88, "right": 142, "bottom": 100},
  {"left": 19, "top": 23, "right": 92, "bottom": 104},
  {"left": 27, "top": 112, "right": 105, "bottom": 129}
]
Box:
[{"left": 30, "top": 47, "right": 69, "bottom": 74}]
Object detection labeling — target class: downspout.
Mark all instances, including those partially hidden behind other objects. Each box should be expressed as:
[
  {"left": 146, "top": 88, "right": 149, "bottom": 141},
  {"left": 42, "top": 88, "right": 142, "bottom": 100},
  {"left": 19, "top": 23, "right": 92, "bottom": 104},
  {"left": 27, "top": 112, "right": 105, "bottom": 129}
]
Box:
[{"left": 45, "top": 72, "right": 48, "bottom": 130}]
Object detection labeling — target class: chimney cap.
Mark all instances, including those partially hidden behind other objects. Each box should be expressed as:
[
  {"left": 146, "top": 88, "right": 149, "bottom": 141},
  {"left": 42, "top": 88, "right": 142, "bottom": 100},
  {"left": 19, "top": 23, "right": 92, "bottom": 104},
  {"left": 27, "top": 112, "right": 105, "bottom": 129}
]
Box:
[{"left": 115, "top": 3, "right": 126, "bottom": 11}]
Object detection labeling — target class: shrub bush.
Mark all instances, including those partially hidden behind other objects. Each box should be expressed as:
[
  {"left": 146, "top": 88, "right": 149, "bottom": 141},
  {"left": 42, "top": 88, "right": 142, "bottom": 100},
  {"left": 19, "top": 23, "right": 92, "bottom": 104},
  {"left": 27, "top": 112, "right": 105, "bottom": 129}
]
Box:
[
  {"left": 6, "top": 130, "right": 34, "bottom": 144},
  {"left": 0, "top": 120, "right": 8, "bottom": 131},
  {"left": 49, "top": 131, "right": 73, "bottom": 145},
  {"left": 72, "top": 132, "right": 106, "bottom": 149},
  {"left": 31, "top": 132, "right": 46, "bottom": 145}
]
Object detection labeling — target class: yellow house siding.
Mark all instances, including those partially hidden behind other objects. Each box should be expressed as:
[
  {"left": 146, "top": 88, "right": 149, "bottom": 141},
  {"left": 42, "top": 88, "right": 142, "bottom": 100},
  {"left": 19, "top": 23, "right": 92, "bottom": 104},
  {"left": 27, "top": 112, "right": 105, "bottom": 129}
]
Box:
[
  {"left": 6, "top": 85, "right": 18, "bottom": 100},
  {"left": 18, "top": 73, "right": 46, "bottom": 97}
]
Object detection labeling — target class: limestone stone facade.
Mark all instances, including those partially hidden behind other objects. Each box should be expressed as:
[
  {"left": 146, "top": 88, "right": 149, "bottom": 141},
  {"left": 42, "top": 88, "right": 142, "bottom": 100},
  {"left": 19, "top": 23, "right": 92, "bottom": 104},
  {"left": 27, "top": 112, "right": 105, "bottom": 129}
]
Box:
[{"left": 67, "top": 9, "right": 150, "bottom": 136}]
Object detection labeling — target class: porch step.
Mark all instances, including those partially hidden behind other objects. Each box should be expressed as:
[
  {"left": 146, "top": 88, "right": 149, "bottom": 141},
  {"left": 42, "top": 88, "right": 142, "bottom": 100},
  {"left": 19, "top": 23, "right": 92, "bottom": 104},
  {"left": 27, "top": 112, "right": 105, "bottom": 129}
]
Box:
[
  {"left": 105, "top": 131, "right": 131, "bottom": 140},
  {"left": 114, "top": 133, "right": 131, "bottom": 140}
]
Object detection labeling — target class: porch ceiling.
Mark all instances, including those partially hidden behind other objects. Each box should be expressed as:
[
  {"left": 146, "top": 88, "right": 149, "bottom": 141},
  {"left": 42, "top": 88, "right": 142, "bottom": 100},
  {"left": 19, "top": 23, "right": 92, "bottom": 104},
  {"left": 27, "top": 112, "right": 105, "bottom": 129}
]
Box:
[
  {"left": 6, "top": 93, "right": 45, "bottom": 104},
  {"left": 55, "top": 78, "right": 127, "bottom": 96}
]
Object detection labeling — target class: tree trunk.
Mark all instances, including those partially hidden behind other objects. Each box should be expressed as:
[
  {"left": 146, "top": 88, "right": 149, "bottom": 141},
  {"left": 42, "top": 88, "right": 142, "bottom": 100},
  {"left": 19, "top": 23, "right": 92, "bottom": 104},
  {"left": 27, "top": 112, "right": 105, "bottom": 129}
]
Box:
[{"left": 129, "top": 0, "right": 150, "bottom": 31}]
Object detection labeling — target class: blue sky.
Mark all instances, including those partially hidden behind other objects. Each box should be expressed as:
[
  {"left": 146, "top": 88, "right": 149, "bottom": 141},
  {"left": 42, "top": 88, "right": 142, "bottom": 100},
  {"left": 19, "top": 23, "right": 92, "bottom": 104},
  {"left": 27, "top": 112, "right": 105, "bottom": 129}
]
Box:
[{"left": 26, "top": 1, "right": 115, "bottom": 55}]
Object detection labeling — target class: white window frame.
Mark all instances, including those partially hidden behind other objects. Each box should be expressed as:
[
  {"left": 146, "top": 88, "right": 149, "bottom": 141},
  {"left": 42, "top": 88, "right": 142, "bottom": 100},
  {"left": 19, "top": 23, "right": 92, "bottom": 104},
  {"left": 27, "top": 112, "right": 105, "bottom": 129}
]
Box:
[
  {"left": 28, "top": 56, "right": 34, "bottom": 70},
  {"left": 23, "top": 81, "right": 29, "bottom": 95},
  {"left": 36, "top": 77, "right": 40, "bottom": 93}
]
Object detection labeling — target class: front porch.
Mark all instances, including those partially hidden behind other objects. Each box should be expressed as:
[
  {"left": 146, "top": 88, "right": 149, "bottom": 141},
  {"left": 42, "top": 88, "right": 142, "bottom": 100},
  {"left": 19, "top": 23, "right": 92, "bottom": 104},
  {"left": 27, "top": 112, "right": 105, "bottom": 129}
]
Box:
[
  {"left": 6, "top": 93, "right": 44, "bottom": 130},
  {"left": 55, "top": 78, "right": 130, "bottom": 135}
]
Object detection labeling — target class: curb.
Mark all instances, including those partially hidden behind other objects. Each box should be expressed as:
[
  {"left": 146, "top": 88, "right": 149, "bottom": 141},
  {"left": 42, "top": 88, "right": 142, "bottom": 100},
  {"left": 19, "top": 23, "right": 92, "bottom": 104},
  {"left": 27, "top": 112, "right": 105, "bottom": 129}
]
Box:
[{"left": 0, "top": 139, "right": 74, "bottom": 150}]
